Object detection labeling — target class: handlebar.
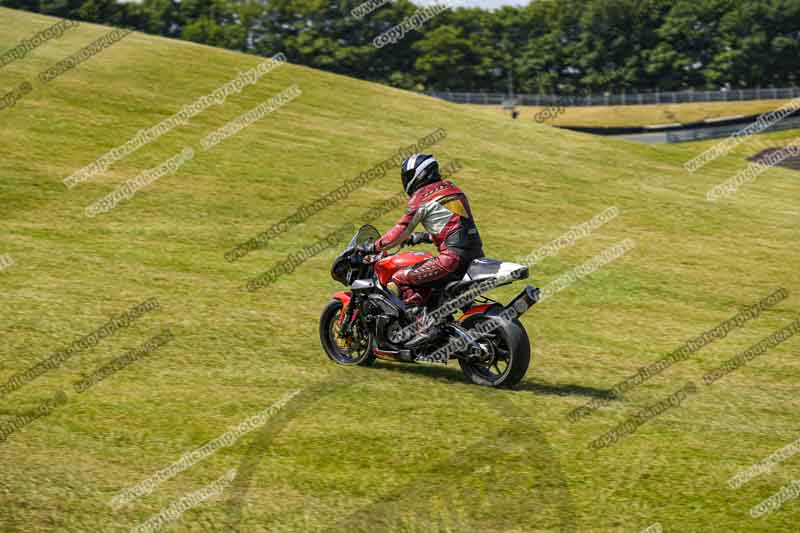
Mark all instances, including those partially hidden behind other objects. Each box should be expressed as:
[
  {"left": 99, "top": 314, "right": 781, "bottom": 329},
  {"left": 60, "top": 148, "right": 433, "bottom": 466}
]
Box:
[{"left": 352, "top": 248, "right": 387, "bottom": 264}]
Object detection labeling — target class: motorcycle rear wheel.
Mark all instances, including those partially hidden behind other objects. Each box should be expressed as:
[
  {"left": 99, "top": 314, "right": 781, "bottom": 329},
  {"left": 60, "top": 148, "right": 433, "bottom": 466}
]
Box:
[
  {"left": 320, "top": 300, "right": 376, "bottom": 366},
  {"left": 457, "top": 314, "right": 531, "bottom": 388}
]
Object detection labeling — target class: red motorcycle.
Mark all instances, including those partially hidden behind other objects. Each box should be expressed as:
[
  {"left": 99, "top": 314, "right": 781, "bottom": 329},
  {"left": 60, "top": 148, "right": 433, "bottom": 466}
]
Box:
[{"left": 319, "top": 225, "right": 539, "bottom": 388}]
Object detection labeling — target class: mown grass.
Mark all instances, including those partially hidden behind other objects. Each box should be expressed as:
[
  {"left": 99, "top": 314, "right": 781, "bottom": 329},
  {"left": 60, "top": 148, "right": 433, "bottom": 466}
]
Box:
[{"left": 1, "top": 7, "right": 799, "bottom": 533}]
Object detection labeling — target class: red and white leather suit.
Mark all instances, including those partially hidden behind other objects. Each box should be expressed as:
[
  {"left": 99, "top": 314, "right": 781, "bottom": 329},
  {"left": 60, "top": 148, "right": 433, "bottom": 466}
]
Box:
[{"left": 375, "top": 180, "right": 484, "bottom": 306}]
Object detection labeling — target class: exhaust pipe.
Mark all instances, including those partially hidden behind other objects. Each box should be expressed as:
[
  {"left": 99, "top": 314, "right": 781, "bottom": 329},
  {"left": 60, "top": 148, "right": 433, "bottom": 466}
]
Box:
[{"left": 504, "top": 285, "right": 540, "bottom": 319}]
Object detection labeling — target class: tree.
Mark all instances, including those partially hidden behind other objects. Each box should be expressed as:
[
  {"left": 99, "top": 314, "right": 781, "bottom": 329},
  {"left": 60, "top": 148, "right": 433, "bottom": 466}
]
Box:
[{"left": 3, "top": 0, "right": 797, "bottom": 93}]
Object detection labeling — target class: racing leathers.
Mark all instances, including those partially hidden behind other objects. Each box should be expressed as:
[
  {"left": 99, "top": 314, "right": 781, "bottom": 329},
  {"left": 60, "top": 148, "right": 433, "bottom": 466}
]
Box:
[{"left": 375, "top": 180, "right": 484, "bottom": 306}]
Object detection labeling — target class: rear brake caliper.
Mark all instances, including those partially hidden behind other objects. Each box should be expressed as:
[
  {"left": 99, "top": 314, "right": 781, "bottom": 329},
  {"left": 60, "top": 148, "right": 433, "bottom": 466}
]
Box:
[{"left": 449, "top": 323, "right": 488, "bottom": 361}]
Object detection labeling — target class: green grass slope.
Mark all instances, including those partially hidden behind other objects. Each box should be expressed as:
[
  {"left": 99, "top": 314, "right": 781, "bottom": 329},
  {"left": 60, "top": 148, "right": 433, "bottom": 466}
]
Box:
[{"left": 1, "top": 8, "right": 799, "bottom": 533}]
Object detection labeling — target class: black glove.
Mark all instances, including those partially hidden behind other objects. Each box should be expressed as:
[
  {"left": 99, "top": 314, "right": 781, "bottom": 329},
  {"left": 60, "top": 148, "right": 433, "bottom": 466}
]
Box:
[
  {"left": 403, "top": 232, "right": 432, "bottom": 247},
  {"left": 356, "top": 241, "right": 377, "bottom": 255}
]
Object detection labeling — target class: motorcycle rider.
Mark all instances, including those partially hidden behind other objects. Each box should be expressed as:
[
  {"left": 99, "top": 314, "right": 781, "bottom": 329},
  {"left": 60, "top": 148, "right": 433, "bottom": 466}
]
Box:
[{"left": 359, "top": 153, "right": 484, "bottom": 347}]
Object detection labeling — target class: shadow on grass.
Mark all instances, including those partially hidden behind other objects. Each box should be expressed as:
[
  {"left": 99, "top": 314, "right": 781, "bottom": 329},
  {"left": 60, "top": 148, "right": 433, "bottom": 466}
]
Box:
[
  {"left": 516, "top": 380, "right": 618, "bottom": 400},
  {"left": 372, "top": 361, "right": 618, "bottom": 400},
  {"left": 372, "top": 360, "right": 469, "bottom": 384}
]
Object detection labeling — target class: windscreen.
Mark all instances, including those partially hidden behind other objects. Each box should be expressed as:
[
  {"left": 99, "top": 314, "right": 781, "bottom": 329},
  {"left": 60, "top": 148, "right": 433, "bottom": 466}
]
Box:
[{"left": 345, "top": 224, "right": 380, "bottom": 252}]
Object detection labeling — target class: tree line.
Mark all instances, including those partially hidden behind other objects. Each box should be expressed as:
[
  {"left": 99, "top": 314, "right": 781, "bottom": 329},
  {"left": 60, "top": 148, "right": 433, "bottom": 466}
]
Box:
[{"left": 3, "top": 0, "right": 799, "bottom": 94}]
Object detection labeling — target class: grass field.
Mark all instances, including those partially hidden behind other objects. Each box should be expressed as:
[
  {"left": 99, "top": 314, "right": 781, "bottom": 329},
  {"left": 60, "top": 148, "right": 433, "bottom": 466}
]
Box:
[
  {"left": 466, "top": 100, "right": 795, "bottom": 127},
  {"left": 1, "top": 8, "right": 799, "bottom": 533}
]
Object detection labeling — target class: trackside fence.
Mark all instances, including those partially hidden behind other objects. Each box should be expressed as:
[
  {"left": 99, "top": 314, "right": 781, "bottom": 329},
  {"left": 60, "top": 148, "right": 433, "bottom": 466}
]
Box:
[{"left": 427, "top": 87, "right": 800, "bottom": 107}]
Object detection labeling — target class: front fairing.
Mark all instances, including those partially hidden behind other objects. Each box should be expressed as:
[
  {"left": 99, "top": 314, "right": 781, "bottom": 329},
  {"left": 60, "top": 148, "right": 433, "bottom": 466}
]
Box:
[{"left": 331, "top": 225, "right": 381, "bottom": 285}]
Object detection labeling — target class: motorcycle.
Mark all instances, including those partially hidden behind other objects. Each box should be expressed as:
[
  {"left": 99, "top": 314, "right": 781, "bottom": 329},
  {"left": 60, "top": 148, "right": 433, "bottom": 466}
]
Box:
[{"left": 319, "top": 224, "right": 540, "bottom": 388}]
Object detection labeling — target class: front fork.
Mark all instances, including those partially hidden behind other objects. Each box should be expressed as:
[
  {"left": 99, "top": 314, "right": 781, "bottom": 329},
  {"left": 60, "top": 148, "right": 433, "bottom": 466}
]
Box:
[{"left": 338, "top": 296, "right": 359, "bottom": 339}]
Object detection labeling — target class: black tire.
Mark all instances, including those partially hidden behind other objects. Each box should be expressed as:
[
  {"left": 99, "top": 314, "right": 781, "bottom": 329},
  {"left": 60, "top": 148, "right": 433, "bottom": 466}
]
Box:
[
  {"left": 457, "top": 314, "right": 531, "bottom": 388},
  {"left": 319, "top": 300, "right": 376, "bottom": 366}
]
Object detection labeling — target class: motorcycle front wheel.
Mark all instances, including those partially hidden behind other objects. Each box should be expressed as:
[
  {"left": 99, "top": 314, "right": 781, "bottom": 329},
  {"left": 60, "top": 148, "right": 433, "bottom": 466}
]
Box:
[{"left": 319, "top": 300, "right": 376, "bottom": 366}]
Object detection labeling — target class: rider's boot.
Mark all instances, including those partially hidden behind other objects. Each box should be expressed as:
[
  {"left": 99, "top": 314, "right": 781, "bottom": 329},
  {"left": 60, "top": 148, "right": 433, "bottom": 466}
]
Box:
[{"left": 405, "top": 306, "right": 439, "bottom": 348}]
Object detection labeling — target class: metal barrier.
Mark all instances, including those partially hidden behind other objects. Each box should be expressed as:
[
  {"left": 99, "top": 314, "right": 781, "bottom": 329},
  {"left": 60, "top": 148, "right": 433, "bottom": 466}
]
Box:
[
  {"left": 665, "top": 115, "right": 800, "bottom": 143},
  {"left": 427, "top": 88, "right": 800, "bottom": 107}
]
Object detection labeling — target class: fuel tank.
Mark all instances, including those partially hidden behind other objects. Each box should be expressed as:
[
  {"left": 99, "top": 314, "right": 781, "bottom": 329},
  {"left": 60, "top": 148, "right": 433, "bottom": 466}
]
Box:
[{"left": 375, "top": 251, "right": 433, "bottom": 285}]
